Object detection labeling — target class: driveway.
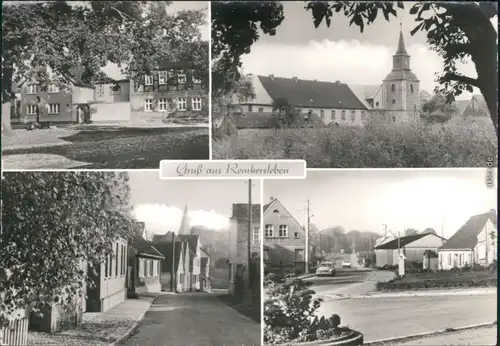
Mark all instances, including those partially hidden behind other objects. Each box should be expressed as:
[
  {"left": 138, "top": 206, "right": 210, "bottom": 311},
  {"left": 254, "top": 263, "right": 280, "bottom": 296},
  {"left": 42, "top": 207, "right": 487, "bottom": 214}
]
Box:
[{"left": 120, "top": 293, "right": 260, "bottom": 346}]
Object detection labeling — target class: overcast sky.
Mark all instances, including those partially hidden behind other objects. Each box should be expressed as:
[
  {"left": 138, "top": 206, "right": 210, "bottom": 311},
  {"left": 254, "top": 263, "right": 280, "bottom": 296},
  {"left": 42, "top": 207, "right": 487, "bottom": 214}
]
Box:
[
  {"left": 129, "top": 172, "right": 260, "bottom": 235},
  {"left": 241, "top": 1, "right": 498, "bottom": 100},
  {"left": 264, "top": 169, "right": 497, "bottom": 239}
]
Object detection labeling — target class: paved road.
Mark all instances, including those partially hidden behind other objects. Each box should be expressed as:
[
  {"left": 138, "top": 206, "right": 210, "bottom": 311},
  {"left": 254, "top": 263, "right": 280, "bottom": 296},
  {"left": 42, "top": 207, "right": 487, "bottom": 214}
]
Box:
[
  {"left": 120, "top": 293, "right": 260, "bottom": 346},
  {"left": 318, "top": 294, "right": 497, "bottom": 343}
]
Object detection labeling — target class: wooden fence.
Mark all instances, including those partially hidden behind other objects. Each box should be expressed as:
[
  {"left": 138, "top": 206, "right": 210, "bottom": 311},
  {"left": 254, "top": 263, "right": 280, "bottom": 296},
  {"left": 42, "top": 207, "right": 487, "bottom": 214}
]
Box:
[{"left": 1, "top": 308, "right": 29, "bottom": 346}]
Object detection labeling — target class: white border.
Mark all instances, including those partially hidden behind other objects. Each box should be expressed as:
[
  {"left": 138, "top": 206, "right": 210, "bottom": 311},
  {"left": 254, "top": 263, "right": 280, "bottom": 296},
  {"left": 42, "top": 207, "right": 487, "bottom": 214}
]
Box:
[
  {"left": 207, "top": 0, "right": 213, "bottom": 160},
  {"left": 260, "top": 178, "right": 264, "bottom": 346}
]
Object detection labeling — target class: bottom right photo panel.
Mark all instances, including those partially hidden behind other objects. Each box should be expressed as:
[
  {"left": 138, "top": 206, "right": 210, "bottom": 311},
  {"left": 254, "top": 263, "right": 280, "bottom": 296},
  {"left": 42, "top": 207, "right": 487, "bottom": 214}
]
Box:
[{"left": 262, "top": 169, "right": 497, "bottom": 346}]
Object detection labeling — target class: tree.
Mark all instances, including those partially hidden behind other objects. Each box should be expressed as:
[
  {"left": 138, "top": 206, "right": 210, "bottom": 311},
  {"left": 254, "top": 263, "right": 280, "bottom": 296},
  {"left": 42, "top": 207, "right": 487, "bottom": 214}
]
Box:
[
  {"left": 404, "top": 228, "right": 419, "bottom": 236},
  {"left": 212, "top": 1, "right": 498, "bottom": 135},
  {"left": 2, "top": 1, "right": 208, "bottom": 132},
  {"left": 421, "top": 92, "right": 457, "bottom": 124},
  {"left": 0, "top": 172, "right": 131, "bottom": 327},
  {"left": 423, "top": 227, "right": 437, "bottom": 234}
]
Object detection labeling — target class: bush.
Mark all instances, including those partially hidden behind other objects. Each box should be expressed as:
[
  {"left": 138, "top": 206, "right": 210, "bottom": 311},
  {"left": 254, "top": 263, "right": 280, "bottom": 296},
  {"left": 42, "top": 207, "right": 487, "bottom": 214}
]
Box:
[
  {"left": 212, "top": 121, "right": 497, "bottom": 168},
  {"left": 377, "top": 277, "right": 497, "bottom": 291},
  {"left": 264, "top": 274, "right": 347, "bottom": 344}
]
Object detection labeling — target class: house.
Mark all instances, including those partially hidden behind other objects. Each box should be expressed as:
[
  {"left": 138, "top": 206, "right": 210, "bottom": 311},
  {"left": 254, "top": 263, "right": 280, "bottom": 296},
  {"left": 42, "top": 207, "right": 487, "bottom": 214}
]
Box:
[
  {"left": 178, "top": 233, "right": 212, "bottom": 292},
  {"left": 238, "top": 74, "right": 369, "bottom": 127},
  {"left": 458, "top": 94, "right": 490, "bottom": 118},
  {"left": 94, "top": 78, "right": 131, "bottom": 103},
  {"left": 263, "top": 198, "right": 313, "bottom": 273},
  {"left": 374, "top": 231, "right": 447, "bottom": 268},
  {"left": 128, "top": 222, "right": 164, "bottom": 293},
  {"left": 129, "top": 60, "right": 207, "bottom": 124},
  {"left": 153, "top": 233, "right": 191, "bottom": 292},
  {"left": 438, "top": 210, "right": 497, "bottom": 270},
  {"left": 228, "top": 203, "right": 261, "bottom": 295}
]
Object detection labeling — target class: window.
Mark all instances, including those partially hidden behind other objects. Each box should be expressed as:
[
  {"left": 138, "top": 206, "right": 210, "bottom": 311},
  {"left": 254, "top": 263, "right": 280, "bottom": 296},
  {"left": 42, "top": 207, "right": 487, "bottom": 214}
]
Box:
[
  {"left": 278, "top": 225, "right": 288, "bottom": 237},
  {"left": 320, "top": 109, "right": 324, "bottom": 120},
  {"left": 27, "top": 105, "right": 37, "bottom": 115},
  {"left": 263, "top": 249, "right": 269, "bottom": 261},
  {"left": 351, "top": 110, "right": 355, "bottom": 121},
  {"left": 192, "top": 97, "right": 202, "bottom": 111},
  {"left": 48, "top": 104, "right": 60, "bottom": 114},
  {"left": 252, "top": 227, "right": 260, "bottom": 245},
  {"left": 391, "top": 84, "right": 396, "bottom": 92},
  {"left": 178, "top": 71, "right": 186, "bottom": 84},
  {"left": 144, "top": 75, "right": 153, "bottom": 86},
  {"left": 331, "top": 110, "right": 336, "bottom": 119},
  {"left": 122, "top": 245, "right": 126, "bottom": 276},
  {"left": 448, "top": 253, "right": 451, "bottom": 265},
  {"left": 144, "top": 99, "right": 153, "bottom": 112},
  {"left": 258, "top": 107, "right": 264, "bottom": 113},
  {"left": 265, "top": 224, "right": 274, "bottom": 238},
  {"left": 341, "top": 110, "right": 346, "bottom": 120},
  {"left": 48, "top": 84, "right": 60, "bottom": 93},
  {"left": 109, "top": 85, "right": 121, "bottom": 95},
  {"left": 248, "top": 105, "right": 253, "bottom": 112},
  {"left": 115, "top": 243, "right": 119, "bottom": 276},
  {"left": 294, "top": 249, "right": 304, "bottom": 261},
  {"left": 375, "top": 102, "right": 379, "bottom": 107},
  {"left": 159, "top": 71, "right": 168, "bottom": 85},
  {"left": 193, "top": 74, "right": 202, "bottom": 84},
  {"left": 410, "top": 84, "right": 414, "bottom": 93},
  {"left": 177, "top": 97, "right": 187, "bottom": 111},
  {"left": 159, "top": 98, "right": 168, "bottom": 112},
  {"left": 143, "top": 259, "right": 148, "bottom": 277},
  {"left": 149, "top": 260, "right": 154, "bottom": 276},
  {"left": 392, "top": 99, "right": 396, "bottom": 104},
  {"left": 392, "top": 116, "right": 396, "bottom": 122},
  {"left": 104, "top": 256, "right": 109, "bottom": 278},
  {"left": 108, "top": 253, "right": 112, "bottom": 278},
  {"left": 27, "top": 84, "right": 37, "bottom": 94},
  {"left": 361, "top": 111, "right": 365, "bottom": 119},
  {"left": 294, "top": 232, "right": 299, "bottom": 239},
  {"left": 138, "top": 259, "right": 144, "bottom": 277}
]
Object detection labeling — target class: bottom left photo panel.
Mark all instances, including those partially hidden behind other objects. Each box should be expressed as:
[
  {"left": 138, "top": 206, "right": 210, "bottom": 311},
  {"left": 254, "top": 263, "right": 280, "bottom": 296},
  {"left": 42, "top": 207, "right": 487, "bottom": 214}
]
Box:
[{"left": 1, "top": 171, "right": 262, "bottom": 346}]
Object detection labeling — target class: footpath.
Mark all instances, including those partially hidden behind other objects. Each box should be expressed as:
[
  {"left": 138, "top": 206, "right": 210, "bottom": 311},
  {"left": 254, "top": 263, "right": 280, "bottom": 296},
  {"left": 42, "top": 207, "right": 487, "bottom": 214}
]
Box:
[{"left": 27, "top": 296, "right": 155, "bottom": 346}]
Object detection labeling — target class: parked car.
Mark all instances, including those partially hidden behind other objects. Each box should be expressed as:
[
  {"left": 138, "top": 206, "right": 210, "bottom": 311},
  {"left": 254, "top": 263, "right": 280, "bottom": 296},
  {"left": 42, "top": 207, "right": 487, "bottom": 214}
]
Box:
[
  {"left": 341, "top": 261, "right": 352, "bottom": 268},
  {"left": 316, "top": 261, "right": 336, "bottom": 276}
]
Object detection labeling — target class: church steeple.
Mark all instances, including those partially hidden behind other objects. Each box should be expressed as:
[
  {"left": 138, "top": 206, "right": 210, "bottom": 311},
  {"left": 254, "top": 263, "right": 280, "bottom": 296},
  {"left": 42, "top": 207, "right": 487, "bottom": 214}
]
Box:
[
  {"left": 396, "top": 23, "right": 408, "bottom": 55},
  {"left": 178, "top": 205, "right": 191, "bottom": 235},
  {"left": 392, "top": 23, "right": 411, "bottom": 71}
]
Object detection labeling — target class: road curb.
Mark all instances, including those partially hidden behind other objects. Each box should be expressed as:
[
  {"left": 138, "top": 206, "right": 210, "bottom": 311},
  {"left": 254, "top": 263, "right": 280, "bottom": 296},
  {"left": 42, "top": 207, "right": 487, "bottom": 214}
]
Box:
[
  {"left": 363, "top": 321, "right": 496, "bottom": 345},
  {"left": 108, "top": 296, "right": 158, "bottom": 346},
  {"left": 323, "top": 287, "right": 497, "bottom": 300}
]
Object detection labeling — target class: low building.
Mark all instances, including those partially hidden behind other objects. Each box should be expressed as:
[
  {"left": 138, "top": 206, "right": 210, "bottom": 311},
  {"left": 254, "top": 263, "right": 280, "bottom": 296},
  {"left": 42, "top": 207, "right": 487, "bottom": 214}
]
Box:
[
  {"left": 94, "top": 79, "right": 131, "bottom": 103},
  {"left": 374, "top": 231, "right": 446, "bottom": 268},
  {"left": 263, "top": 198, "right": 312, "bottom": 273},
  {"left": 228, "top": 203, "right": 261, "bottom": 295},
  {"left": 438, "top": 210, "right": 497, "bottom": 270},
  {"left": 153, "top": 232, "right": 191, "bottom": 292}
]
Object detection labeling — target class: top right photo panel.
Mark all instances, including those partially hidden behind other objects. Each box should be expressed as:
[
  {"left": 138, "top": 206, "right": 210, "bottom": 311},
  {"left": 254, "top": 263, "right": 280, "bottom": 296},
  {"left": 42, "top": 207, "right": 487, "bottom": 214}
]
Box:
[{"left": 211, "top": 1, "right": 498, "bottom": 168}]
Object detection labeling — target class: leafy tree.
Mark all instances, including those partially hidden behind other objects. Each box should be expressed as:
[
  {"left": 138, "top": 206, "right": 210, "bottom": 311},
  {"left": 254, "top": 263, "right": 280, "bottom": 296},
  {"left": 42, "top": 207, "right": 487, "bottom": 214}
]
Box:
[
  {"left": 0, "top": 172, "right": 132, "bottom": 327},
  {"left": 422, "top": 93, "right": 457, "bottom": 116},
  {"left": 212, "top": 1, "right": 498, "bottom": 135},
  {"left": 423, "top": 227, "right": 437, "bottom": 234},
  {"left": 404, "top": 228, "right": 419, "bottom": 236},
  {"left": 2, "top": 1, "right": 208, "bottom": 132}
]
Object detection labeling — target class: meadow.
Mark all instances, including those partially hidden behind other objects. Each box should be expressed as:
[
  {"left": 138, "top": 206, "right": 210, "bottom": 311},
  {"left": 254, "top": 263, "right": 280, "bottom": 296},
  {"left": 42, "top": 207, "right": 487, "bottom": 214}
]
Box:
[{"left": 212, "top": 118, "right": 498, "bottom": 168}]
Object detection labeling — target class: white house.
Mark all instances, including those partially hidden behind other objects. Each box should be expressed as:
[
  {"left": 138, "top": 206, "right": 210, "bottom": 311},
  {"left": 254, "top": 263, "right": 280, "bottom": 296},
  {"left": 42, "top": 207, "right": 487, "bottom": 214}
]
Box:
[{"left": 438, "top": 210, "right": 497, "bottom": 270}]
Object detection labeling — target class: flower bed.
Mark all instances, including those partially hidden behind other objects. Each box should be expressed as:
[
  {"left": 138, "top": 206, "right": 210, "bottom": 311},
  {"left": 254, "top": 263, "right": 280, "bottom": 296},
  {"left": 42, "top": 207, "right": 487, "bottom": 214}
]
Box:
[{"left": 264, "top": 273, "right": 363, "bottom": 345}]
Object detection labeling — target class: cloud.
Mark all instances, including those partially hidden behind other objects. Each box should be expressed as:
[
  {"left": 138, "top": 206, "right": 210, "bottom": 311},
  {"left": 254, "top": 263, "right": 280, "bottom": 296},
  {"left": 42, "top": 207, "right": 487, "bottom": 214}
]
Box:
[
  {"left": 132, "top": 204, "right": 229, "bottom": 235},
  {"left": 242, "top": 39, "right": 481, "bottom": 100}
]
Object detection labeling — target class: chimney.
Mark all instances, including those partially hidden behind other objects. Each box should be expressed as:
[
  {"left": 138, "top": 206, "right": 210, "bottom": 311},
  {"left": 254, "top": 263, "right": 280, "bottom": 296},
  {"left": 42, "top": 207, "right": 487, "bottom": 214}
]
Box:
[{"left": 268, "top": 74, "right": 274, "bottom": 80}]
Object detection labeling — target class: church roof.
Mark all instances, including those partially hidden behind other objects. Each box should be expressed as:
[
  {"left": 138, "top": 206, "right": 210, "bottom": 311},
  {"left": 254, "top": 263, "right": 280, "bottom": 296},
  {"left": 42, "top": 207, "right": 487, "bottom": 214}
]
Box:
[
  {"left": 395, "top": 29, "right": 408, "bottom": 55},
  {"left": 384, "top": 70, "right": 419, "bottom": 82}
]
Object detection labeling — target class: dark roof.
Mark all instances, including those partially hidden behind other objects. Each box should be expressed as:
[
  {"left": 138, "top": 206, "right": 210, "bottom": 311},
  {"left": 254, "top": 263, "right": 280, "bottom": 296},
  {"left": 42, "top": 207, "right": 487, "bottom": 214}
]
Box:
[
  {"left": 158, "top": 59, "right": 193, "bottom": 70},
  {"left": 130, "top": 236, "right": 164, "bottom": 259},
  {"left": 263, "top": 202, "right": 272, "bottom": 213},
  {"left": 439, "top": 212, "right": 496, "bottom": 250},
  {"left": 374, "top": 232, "right": 443, "bottom": 250},
  {"left": 395, "top": 30, "right": 408, "bottom": 55},
  {"left": 257, "top": 75, "right": 368, "bottom": 110},
  {"left": 232, "top": 203, "right": 261, "bottom": 220},
  {"left": 154, "top": 241, "right": 184, "bottom": 273},
  {"left": 152, "top": 231, "right": 178, "bottom": 243},
  {"left": 178, "top": 234, "right": 199, "bottom": 254}
]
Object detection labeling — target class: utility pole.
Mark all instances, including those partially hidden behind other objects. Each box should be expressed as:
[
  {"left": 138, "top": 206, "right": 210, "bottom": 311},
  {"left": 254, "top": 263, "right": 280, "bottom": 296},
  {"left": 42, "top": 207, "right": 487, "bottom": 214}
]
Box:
[
  {"left": 171, "top": 231, "right": 176, "bottom": 292},
  {"left": 397, "top": 230, "right": 401, "bottom": 255},
  {"left": 441, "top": 217, "right": 444, "bottom": 239},
  {"left": 383, "top": 224, "right": 388, "bottom": 239},
  {"left": 305, "top": 200, "right": 310, "bottom": 274},
  {"left": 247, "top": 179, "right": 252, "bottom": 289}
]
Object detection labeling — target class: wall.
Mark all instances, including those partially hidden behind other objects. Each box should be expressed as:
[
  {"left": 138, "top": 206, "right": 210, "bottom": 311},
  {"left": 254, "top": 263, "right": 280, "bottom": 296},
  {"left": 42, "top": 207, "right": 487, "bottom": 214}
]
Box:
[
  {"left": 94, "top": 81, "right": 130, "bottom": 103},
  {"left": 368, "top": 109, "right": 420, "bottom": 125},
  {"left": 21, "top": 84, "right": 74, "bottom": 122},
  {"left": 439, "top": 250, "right": 473, "bottom": 270},
  {"left": 375, "top": 249, "right": 396, "bottom": 267},
  {"left": 90, "top": 102, "right": 131, "bottom": 123},
  {"left": 382, "top": 79, "right": 420, "bottom": 124},
  {"left": 476, "top": 219, "right": 496, "bottom": 265},
  {"left": 72, "top": 85, "right": 94, "bottom": 104},
  {"left": 135, "top": 257, "right": 162, "bottom": 293}
]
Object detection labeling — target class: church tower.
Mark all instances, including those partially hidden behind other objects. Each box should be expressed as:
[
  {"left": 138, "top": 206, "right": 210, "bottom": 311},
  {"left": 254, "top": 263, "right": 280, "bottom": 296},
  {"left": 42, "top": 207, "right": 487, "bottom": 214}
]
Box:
[
  {"left": 382, "top": 25, "right": 420, "bottom": 123},
  {"left": 178, "top": 205, "right": 191, "bottom": 235}
]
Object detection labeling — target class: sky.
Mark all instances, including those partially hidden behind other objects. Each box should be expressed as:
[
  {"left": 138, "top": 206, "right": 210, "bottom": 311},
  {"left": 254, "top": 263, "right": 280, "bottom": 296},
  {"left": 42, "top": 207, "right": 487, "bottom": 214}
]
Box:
[
  {"left": 128, "top": 172, "right": 260, "bottom": 235},
  {"left": 264, "top": 169, "right": 497, "bottom": 239},
  {"left": 241, "top": 1, "right": 498, "bottom": 100}
]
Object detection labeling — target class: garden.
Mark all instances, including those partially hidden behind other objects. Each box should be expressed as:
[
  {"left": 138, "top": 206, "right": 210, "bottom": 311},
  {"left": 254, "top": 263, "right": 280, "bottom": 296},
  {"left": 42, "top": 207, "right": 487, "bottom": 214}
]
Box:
[
  {"left": 212, "top": 119, "right": 497, "bottom": 168},
  {"left": 264, "top": 272, "right": 363, "bottom": 345},
  {"left": 376, "top": 263, "right": 498, "bottom": 291}
]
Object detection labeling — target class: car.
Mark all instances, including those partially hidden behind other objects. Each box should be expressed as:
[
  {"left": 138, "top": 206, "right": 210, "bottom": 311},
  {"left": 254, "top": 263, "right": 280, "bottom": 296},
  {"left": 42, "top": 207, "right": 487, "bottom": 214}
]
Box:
[
  {"left": 316, "top": 261, "right": 336, "bottom": 276},
  {"left": 341, "top": 261, "right": 352, "bottom": 268}
]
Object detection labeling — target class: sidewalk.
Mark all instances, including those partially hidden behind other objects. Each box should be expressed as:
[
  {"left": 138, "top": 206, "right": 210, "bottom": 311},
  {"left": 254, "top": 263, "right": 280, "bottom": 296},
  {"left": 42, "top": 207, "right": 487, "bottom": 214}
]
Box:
[
  {"left": 27, "top": 296, "right": 155, "bottom": 346},
  {"left": 321, "top": 287, "right": 497, "bottom": 300},
  {"left": 2, "top": 128, "right": 76, "bottom": 151}
]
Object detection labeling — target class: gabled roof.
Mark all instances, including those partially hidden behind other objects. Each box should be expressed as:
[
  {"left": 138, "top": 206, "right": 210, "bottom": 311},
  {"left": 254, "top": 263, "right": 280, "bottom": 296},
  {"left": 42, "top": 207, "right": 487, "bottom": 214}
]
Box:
[
  {"left": 439, "top": 211, "right": 497, "bottom": 250},
  {"left": 263, "top": 198, "right": 304, "bottom": 235},
  {"left": 374, "top": 232, "right": 445, "bottom": 250},
  {"left": 154, "top": 240, "right": 184, "bottom": 273},
  {"left": 257, "top": 75, "right": 369, "bottom": 110},
  {"left": 152, "top": 231, "right": 178, "bottom": 243},
  {"left": 231, "top": 203, "right": 261, "bottom": 220},
  {"left": 130, "top": 236, "right": 164, "bottom": 259},
  {"left": 178, "top": 234, "right": 199, "bottom": 254}
]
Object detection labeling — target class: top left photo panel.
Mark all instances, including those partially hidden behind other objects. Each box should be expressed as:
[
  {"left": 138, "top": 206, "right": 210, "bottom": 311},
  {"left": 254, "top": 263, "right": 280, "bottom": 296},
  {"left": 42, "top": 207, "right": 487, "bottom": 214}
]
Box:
[{"left": 2, "top": 1, "right": 210, "bottom": 170}]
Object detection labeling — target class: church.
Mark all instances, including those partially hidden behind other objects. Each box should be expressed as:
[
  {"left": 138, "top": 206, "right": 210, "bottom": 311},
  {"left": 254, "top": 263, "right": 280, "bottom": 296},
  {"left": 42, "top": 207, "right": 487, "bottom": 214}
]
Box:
[{"left": 235, "top": 27, "right": 422, "bottom": 126}]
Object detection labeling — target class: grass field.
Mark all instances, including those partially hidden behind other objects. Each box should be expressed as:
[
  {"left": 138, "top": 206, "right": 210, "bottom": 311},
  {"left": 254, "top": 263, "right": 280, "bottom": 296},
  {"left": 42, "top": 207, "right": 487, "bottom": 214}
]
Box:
[{"left": 212, "top": 119, "right": 497, "bottom": 168}]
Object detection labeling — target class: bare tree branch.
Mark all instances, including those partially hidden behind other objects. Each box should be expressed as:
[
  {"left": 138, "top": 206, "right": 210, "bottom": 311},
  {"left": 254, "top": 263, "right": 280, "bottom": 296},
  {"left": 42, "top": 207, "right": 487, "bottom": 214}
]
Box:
[{"left": 442, "top": 72, "right": 479, "bottom": 87}]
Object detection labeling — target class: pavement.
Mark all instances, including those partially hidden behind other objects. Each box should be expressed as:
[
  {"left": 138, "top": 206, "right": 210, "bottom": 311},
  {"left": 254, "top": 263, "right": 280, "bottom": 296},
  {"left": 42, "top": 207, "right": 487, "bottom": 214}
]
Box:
[
  {"left": 27, "top": 296, "right": 155, "bottom": 346},
  {"left": 119, "top": 292, "right": 260, "bottom": 346},
  {"left": 3, "top": 153, "right": 90, "bottom": 169}
]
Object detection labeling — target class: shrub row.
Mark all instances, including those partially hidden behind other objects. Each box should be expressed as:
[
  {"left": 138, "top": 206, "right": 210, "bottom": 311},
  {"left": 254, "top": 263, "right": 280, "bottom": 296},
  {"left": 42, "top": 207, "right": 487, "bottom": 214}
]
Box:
[{"left": 377, "top": 278, "right": 498, "bottom": 291}]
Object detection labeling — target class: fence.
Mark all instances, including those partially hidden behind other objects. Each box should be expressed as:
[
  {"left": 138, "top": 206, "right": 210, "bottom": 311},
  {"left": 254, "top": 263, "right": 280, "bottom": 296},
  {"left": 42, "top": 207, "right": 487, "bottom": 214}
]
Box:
[{"left": 1, "top": 308, "right": 29, "bottom": 346}]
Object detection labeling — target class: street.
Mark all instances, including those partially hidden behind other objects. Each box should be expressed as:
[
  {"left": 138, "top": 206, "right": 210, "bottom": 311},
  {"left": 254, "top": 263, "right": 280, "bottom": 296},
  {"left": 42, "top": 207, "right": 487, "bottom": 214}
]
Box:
[{"left": 120, "top": 293, "right": 260, "bottom": 346}]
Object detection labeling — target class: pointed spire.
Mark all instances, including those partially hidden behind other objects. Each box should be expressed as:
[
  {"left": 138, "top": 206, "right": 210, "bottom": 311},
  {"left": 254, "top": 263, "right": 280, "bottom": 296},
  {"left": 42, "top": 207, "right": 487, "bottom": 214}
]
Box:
[
  {"left": 178, "top": 205, "right": 191, "bottom": 235},
  {"left": 396, "top": 21, "right": 408, "bottom": 55}
]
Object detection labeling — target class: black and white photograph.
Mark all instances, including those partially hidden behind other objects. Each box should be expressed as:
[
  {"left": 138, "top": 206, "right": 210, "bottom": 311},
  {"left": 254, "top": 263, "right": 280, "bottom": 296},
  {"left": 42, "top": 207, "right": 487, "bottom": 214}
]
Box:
[
  {"left": 2, "top": 1, "right": 209, "bottom": 170},
  {"left": 1, "top": 171, "right": 261, "bottom": 346},
  {"left": 211, "top": 1, "right": 498, "bottom": 168},
  {"left": 263, "top": 168, "right": 497, "bottom": 345}
]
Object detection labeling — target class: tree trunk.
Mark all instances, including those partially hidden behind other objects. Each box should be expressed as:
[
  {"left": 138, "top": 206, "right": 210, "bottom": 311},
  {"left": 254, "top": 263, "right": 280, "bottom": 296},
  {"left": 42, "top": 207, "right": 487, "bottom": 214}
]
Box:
[{"left": 2, "top": 102, "right": 13, "bottom": 133}]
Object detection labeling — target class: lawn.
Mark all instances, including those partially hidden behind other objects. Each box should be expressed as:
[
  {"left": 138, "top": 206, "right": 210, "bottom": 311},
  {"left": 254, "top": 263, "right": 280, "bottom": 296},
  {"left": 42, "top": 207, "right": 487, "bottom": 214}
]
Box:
[
  {"left": 2, "top": 127, "right": 209, "bottom": 168},
  {"left": 212, "top": 120, "right": 497, "bottom": 168},
  {"left": 377, "top": 269, "right": 498, "bottom": 291}
]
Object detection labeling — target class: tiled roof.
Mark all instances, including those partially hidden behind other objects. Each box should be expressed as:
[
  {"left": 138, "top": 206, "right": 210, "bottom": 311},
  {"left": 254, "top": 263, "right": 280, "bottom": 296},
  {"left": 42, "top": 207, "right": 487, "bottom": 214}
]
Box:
[
  {"left": 152, "top": 231, "right": 178, "bottom": 243},
  {"left": 257, "top": 75, "right": 368, "bottom": 110},
  {"left": 232, "top": 203, "right": 261, "bottom": 220},
  {"left": 439, "top": 212, "right": 496, "bottom": 250},
  {"left": 374, "top": 232, "right": 433, "bottom": 250},
  {"left": 130, "top": 236, "right": 164, "bottom": 259}
]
